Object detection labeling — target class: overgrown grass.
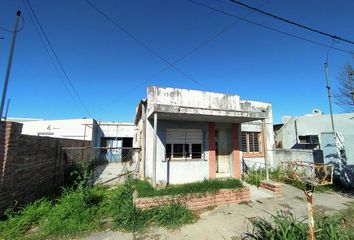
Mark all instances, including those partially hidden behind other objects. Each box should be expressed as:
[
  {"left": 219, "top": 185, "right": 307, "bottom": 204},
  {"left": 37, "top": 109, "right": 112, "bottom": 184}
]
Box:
[
  {"left": 134, "top": 178, "right": 243, "bottom": 197},
  {"left": 0, "top": 179, "right": 196, "bottom": 240},
  {"left": 242, "top": 210, "right": 352, "bottom": 240},
  {"left": 244, "top": 168, "right": 332, "bottom": 192}
]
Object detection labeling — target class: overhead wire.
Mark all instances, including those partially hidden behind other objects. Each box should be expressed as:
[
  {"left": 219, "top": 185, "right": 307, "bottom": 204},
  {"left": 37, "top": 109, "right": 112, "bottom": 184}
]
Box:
[
  {"left": 229, "top": 0, "right": 354, "bottom": 45},
  {"left": 21, "top": 0, "right": 85, "bottom": 115},
  {"left": 25, "top": 0, "right": 93, "bottom": 117},
  {"left": 84, "top": 0, "right": 204, "bottom": 88},
  {"left": 0, "top": 15, "right": 25, "bottom": 33},
  {"left": 94, "top": 0, "right": 270, "bottom": 114},
  {"left": 187, "top": 0, "right": 353, "bottom": 55}
]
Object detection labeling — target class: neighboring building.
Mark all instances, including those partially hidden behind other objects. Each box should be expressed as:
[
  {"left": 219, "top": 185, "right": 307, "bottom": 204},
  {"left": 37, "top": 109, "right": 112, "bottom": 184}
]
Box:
[
  {"left": 18, "top": 118, "right": 101, "bottom": 148},
  {"left": 135, "top": 86, "right": 274, "bottom": 185},
  {"left": 14, "top": 119, "right": 138, "bottom": 162},
  {"left": 275, "top": 110, "right": 354, "bottom": 165},
  {"left": 98, "top": 122, "right": 138, "bottom": 162}
]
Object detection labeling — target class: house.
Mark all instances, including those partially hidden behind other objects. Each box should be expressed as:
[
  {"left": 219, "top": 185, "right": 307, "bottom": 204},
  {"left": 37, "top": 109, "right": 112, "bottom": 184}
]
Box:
[
  {"left": 135, "top": 86, "right": 274, "bottom": 185},
  {"left": 274, "top": 110, "right": 354, "bottom": 165},
  {"left": 274, "top": 110, "right": 354, "bottom": 187},
  {"left": 11, "top": 118, "right": 139, "bottom": 162}
]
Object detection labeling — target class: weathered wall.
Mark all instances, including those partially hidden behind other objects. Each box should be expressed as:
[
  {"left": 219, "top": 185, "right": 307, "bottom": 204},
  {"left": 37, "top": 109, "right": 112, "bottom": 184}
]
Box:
[
  {"left": 147, "top": 86, "right": 241, "bottom": 111},
  {"left": 272, "top": 149, "right": 315, "bottom": 168},
  {"left": 0, "top": 121, "right": 90, "bottom": 214},
  {"left": 145, "top": 119, "right": 210, "bottom": 185}
]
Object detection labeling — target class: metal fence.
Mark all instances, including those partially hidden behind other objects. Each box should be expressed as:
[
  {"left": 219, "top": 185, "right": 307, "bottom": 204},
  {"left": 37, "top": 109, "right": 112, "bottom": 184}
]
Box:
[{"left": 63, "top": 147, "right": 141, "bottom": 185}]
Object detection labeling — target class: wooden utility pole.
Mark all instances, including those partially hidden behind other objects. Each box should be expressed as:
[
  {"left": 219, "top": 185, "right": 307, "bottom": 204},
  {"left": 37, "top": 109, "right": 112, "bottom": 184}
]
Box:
[{"left": 0, "top": 11, "right": 21, "bottom": 120}]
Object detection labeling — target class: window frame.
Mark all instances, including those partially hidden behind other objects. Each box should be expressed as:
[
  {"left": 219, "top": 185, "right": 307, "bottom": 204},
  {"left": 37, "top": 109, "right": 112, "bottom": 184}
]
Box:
[
  {"left": 241, "top": 131, "right": 262, "bottom": 154},
  {"left": 165, "top": 129, "right": 204, "bottom": 161}
]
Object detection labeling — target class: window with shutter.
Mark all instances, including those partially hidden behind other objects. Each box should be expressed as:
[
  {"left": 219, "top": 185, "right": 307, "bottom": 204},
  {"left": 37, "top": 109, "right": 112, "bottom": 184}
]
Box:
[
  {"left": 165, "top": 129, "right": 203, "bottom": 160},
  {"left": 241, "top": 131, "right": 261, "bottom": 153}
]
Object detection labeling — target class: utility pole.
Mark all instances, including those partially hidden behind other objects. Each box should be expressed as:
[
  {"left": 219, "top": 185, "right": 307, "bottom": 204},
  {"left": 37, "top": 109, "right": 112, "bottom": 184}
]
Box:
[
  {"left": 0, "top": 10, "right": 21, "bottom": 120},
  {"left": 4, "top": 99, "right": 11, "bottom": 120},
  {"left": 324, "top": 63, "right": 335, "bottom": 133},
  {"left": 349, "top": 72, "right": 354, "bottom": 106}
]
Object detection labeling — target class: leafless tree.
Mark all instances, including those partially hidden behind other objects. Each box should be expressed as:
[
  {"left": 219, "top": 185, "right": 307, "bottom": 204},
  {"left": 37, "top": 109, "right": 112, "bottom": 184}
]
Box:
[{"left": 334, "top": 57, "right": 354, "bottom": 112}]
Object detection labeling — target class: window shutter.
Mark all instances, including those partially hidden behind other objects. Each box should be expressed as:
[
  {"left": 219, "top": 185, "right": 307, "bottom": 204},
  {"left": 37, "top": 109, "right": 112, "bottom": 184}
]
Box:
[
  {"left": 166, "top": 129, "right": 185, "bottom": 144},
  {"left": 186, "top": 130, "right": 203, "bottom": 144}
]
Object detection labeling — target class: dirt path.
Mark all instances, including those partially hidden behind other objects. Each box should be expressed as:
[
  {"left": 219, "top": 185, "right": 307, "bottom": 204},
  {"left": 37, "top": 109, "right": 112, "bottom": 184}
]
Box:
[{"left": 80, "top": 184, "right": 354, "bottom": 240}]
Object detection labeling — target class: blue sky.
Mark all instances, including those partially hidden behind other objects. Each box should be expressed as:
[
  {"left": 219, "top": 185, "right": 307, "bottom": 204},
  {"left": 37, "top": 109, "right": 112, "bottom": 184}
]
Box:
[{"left": 0, "top": 0, "right": 353, "bottom": 124}]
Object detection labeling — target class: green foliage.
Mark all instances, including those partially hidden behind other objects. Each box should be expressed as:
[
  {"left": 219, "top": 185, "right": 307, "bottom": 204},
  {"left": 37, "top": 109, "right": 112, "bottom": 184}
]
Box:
[
  {"left": 106, "top": 179, "right": 195, "bottom": 232},
  {"left": 242, "top": 211, "right": 351, "bottom": 240},
  {"left": 244, "top": 170, "right": 262, "bottom": 186},
  {"left": 40, "top": 186, "right": 107, "bottom": 238},
  {"left": 134, "top": 178, "right": 243, "bottom": 197},
  {"left": 0, "top": 199, "right": 52, "bottom": 239},
  {"left": 146, "top": 202, "right": 195, "bottom": 229}
]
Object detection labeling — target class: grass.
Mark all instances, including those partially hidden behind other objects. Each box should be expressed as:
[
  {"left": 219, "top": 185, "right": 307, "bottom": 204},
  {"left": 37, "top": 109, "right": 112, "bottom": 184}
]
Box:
[
  {"left": 242, "top": 209, "right": 353, "bottom": 240},
  {"left": 244, "top": 168, "right": 333, "bottom": 193},
  {"left": 133, "top": 178, "right": 243, "bottom": 197},
  {"left": 0, "top": 179, "right": 196, "bottom": 240}
]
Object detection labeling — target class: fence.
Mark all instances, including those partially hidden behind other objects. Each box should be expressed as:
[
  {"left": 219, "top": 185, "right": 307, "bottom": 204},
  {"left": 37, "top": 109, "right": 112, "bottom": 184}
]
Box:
[{"left": 63, "top": 147, "right": 141, "bottom": 185}]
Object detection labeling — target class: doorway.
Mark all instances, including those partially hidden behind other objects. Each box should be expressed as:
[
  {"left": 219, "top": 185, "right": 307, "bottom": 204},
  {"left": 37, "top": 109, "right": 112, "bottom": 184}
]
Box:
[{"left": 216, "top": 128, "right": 232, "bottom": 178}]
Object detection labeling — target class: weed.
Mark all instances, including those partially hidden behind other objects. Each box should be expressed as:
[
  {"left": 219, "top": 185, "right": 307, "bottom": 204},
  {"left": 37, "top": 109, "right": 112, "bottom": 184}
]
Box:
[
  {"left": 134, "top": 178, "right": 243, "bottom": 197},
  {"left": 241, "top": 210, "right": 351, "bottom": 240}
]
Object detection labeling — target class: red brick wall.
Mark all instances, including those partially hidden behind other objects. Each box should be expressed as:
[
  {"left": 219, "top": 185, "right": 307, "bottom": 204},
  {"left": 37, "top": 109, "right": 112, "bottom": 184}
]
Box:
[
  {"left": 208, "top": 123, "right": 216, "bottom": 179},
  {"left": 0, "top": 121, "right": 90, "bottom": 214},
  {"left": 260, "top": 181, "right": 282, "bottom": 196},
  {"left": 134, "top": 187, "right": 250, "bottom": 210},
  {"left": 232, "top": 123, "right": 241, "bottom": 179}
]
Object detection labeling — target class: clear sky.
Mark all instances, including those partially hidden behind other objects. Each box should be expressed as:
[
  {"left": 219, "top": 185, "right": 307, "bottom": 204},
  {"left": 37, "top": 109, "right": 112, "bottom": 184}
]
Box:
[{"left": 0, "top": 0, "right": 353, "bottom": 124}]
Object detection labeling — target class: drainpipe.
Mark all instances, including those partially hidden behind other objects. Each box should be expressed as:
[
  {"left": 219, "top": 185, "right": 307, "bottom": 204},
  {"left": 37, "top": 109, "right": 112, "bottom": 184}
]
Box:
[
  {"left": 262, "top": 119, "right": 269, "bottom": 181},
  {"left": 140, "top": 103, "right": 146, "bottom": 179},
  {"left": 152, "top": 112, "right": 158, "bottom": 187}
]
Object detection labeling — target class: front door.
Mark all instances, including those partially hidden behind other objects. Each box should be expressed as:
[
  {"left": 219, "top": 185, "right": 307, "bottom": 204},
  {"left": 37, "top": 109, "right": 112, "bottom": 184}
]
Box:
[{"left": 216, "top": 129, "right": 231, "bottom": 177}]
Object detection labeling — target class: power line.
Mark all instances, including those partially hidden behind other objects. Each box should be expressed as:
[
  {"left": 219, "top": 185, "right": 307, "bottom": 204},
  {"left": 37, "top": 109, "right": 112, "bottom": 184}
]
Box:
[
  {"left": 0, "top": 15, "right": 25, "bottom": 33},
  {"left": 229, "top": 0, "right": 354, "bottom": 45},
  {"left": 187, "top": 0, "right": 353, "bottom": 55},
  {"left": 95, "top": 0, "right": 270, "bottom": 114},
  {"left": 26, "top": 0, "right": 92, "bottom": 117},
  {"left": 84, "top": 0, "right": 204, "bottom": 88},
  {"left": 21, "top": 0, "right": 85, "bottom": 115}
]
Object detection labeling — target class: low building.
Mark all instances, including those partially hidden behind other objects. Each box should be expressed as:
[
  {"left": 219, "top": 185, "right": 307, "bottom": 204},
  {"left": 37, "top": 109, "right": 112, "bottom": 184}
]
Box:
[
  {"left": 275, "top": 110, "right": 354, "bottom": 165},
  {"left": 135, "top": 86, "right": 274, "bottom": 185}
]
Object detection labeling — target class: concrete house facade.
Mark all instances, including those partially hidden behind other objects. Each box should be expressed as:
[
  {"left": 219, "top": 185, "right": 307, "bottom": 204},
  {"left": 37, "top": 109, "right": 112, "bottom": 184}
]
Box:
[{"left": 135, "top": 86, "right": 274, "bottom": 185}]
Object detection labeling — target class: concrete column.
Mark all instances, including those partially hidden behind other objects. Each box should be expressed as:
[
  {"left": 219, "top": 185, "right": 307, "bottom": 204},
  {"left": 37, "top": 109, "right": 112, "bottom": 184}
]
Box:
[
  {"left": 152, "top": 112, "right": 157, "bottom": 187},
  {"left": 208, "top": 122, "right": 216, "bottom": 178},
  {"left": 232, "top": 123, "right": 241, "bottom": 179},
  {"left": 262, "top": 119, "right": 269, "bottom": 180}
]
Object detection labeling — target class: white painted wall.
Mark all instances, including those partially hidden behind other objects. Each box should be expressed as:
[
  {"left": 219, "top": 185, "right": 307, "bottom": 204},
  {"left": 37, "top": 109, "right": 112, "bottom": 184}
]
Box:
[
  {"left": 21, "top": 118, "right": 95, "bottom": 140},
  {"left": 147, "top": 86, "right": 241, "bottom": 111},
  {"left": 277, "top": 113, "right": 354, "bottom": 164}
]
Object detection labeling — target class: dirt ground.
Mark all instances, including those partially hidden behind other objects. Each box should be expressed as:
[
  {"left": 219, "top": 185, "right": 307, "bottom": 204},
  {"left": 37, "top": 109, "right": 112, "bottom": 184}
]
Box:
[{"left": 80, "top": 184, "right": 354, "bottom": 240}]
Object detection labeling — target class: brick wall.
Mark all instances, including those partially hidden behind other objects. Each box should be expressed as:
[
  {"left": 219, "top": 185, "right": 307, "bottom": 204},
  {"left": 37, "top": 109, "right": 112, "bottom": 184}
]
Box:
[
  {"left": 134, "top": 187, "right": 250, "bottom": 210},
  {"left": 0, "top": 121, "right": 90, "bottom": 214},
  {"left": 259, "top": 180, "right": 282, "bottom": 196}
]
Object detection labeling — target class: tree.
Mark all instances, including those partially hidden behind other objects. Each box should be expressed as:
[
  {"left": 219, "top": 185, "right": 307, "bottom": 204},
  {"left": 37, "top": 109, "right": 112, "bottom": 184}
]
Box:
[{"left": 334, "top": 57, "right": 354, "bottom": 112}]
